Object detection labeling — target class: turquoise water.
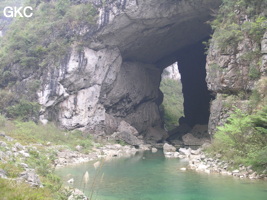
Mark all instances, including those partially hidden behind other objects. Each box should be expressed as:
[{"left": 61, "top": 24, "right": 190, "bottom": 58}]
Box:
[{"left": 56, "top": 151, "right": 267, "bottom": 200}]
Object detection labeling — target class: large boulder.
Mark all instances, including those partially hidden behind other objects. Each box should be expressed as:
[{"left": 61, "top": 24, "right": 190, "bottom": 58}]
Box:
[
  {"left": 19, "top": 169, "right": 42, "bottom": 187},
  {"left": 182, "top": 133, "right": 210, "bottom": 146},
  {"left": 167, "top": 124, "right": 192, "bottom": 140},
  {"left": 0, "top": 169, "right": 7, "bottom": 178},
  {"left": 179, "top": 148, "right": 191, "bottom": 156},
  {"left": 191, "top": 124, "right": 209, "bottom": 138},
  {"left": 67, "top": 188, "right": 88, "bottom": 200},
  {"left": 145, "top": 126, "right": 168, "bottom": 144},
  {"left": 163, "top": 143, "right": 176, "bottom": 152},
  {"left": 111, "top": 131, "right": 142, "bottom": 146},
  {"left": 117, "top": 121, "right": 138, "bottom": 136}
]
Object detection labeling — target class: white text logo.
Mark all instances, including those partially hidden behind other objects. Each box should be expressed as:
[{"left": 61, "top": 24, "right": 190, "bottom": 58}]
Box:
[{"left": 3, "top": 6, "right": 33, "bottom": 18}]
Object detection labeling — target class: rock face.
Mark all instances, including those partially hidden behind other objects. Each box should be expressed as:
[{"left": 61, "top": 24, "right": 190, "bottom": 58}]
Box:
[
  {"left": 161, "top": 62, "right": 180, "bottom": 81},
  {"left": 117, "top": 121, "right": 138, "bottom": 136},
  {"left": 0, "top": 0, "right": 223, "bottom": 142},
  {"left": 0, "top": 169, "right": 7, "bottom": 178},
  {"left": 111, "top": 131, "right": 142, "bottom": 146},
  {"left": 36, "top": 0, "right": 221, "bottom": 139},
  {"left": 206, "top": 28, "right": 267, "bottom": 134},
  {"left": 91, "top": 0, "right": 222, "bottom": 64}
]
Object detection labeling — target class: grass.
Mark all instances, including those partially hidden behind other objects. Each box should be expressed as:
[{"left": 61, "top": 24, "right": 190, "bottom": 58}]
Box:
[
  {"left": 0, "top": 114, "right": 6, "bottom": 127},
  {"left": 1, "top": 120, "right": 93, "bottom": 153},
  {"left": 0, "top": 116, "right": 96, "bottom": 199},
  {"left": 0, "top": 178, "right": 54, "bottom": 200},
  {"left": 0, "top": 161, "right": 23, "bottom": 178}
]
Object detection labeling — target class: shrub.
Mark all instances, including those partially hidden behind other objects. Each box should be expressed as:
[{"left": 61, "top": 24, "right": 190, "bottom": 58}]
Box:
[
  {"left": 251, "top": 106, "right": 267, "bottom": 134},
  {"left": 210, "top": 0, "right": 267, "bottom": 52},
  {"left": 27, "top": 149, "right": 52, "bottom": 176},
  {"left": 0, "top": 0, "right": 99, "bottom": 110},
  {"left": 6, "top": 99, "right": 40, "bottom": 121},
  {"left": 242, "top": 16, "right": 267, "bottom": 43},
  {"left": 0, "top": 90, "right": 15, "bottom": 113},
  {"left": 216, "top": 109, "right": 252, "bottom": 150},
  {"left": 249, "top": 65, "right": 261, "bottom": 80},
  {"left": 0, "top": 114, "right": 6, "bottom": 127},
  {"left": 249, "top": 89, "right": 261, "bottom": 107},
  {"left": 209, "top": 107, "right": 267, "bottom": 169},
  {"left": 213, "top": 23, "right": 243, "bottom": 50},
  {"left": 254, "top": 146, "right": 267, "bottom": 167}
]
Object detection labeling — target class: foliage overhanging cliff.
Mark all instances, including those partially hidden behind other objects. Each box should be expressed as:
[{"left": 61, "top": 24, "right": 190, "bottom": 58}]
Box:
[
  {"left": 0, "top": 0, "right": 98, "bottom": 120},
  {"left": 206, "top": 0, "right": 267, "bottom": 169}
]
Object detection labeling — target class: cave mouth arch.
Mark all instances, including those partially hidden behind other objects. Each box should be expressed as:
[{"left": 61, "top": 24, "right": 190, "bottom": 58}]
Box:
[
  {"left": 175, "top": 41, "right": 214, "bottom": 128},
  {"left": 157, "top": 40, "right": 214, "bottom": 140},
  {"left": 91, "top": 0, "right": 222, "bottom": 141},
  {"left": 38, "top": 0, "right": 222, "bottom": 144},
  {"left": 99, "top": 23, "right": 216, "bottom": 142},
  {"left": 159, "top": 39, "right": 214, "bottom": 130}
]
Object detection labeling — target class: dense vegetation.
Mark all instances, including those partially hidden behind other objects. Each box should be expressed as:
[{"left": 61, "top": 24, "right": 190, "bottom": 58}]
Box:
[
  {"left": 207, "top": 0, "right": 267, "bottom": 83},
  {"left": 206, "top": 0, "right": 267, "bottom": 171},
  {"left": 0, "top": 0, "right": 98, "bottom": 120},
  {"left": 160, "top": 78, "right": 184, "bottom": 130},
  {"left": 211, "top": 0, "right": 267, "bottom": 49},
  {"left": 207, "top": 107, "right": 267, "bottom": 170},
  {"left": 0, "top": 0, "right": 97, "bottom": 70}
]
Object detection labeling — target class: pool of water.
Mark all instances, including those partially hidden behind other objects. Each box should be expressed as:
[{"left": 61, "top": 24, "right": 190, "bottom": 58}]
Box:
[{"left": 56, "top": 150, "right": 267, "bottom": 200}]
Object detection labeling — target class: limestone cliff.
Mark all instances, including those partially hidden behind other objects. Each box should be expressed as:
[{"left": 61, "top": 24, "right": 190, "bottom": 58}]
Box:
[
  {"left": 206, "top": 1, "right": 267, "bottom": 135},
  {"left": 5, "top": 0, "right": 266, "bottom": 141},
  {"left": 162, "top": 63, "right": 181, "bottom": 81},
  {"left": 33, "top": 0, "right": 221, "bottom": 142}
]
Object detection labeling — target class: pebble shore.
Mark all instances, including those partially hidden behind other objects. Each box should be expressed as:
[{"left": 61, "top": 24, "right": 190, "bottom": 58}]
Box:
[{"left": 162, "top": 142, "right": 267, "bottom": 181}]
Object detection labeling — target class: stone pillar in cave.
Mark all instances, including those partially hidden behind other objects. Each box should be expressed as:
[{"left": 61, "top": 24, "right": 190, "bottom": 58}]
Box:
[{"left": 177, "top": 41, "right": 213, "bottom": 127}]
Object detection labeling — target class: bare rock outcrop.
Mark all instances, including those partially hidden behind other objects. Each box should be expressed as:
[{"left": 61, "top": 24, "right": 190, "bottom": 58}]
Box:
[
  {"left": 111, "top": 131, "right": 142, "bottom": 146},
  {"left": 3, "top": 0, "right": 221, "bottom": 139}
]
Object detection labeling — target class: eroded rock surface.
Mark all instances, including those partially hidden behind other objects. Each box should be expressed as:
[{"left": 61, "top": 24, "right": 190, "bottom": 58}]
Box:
[
  {"left": 207, "top": 26, "right": 267, "bottom": 134},
  {"left": 6, "top": 0, "right": 221, "bottom": 139}
]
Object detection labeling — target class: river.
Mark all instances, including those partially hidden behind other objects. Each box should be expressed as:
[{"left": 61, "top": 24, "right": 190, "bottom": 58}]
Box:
[{"left": 56, "top": 150, "right": 267, "bottom": 200}]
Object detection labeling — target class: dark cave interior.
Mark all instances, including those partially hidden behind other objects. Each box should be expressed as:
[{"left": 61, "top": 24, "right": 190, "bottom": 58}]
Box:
[{"left": 170, "top": 41, "right": 214, "bottom": 128}]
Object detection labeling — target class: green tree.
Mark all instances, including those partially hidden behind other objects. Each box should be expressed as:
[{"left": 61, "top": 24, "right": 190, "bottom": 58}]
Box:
[
  {"left": 210, "top": 107, "right": 267, "bottom": 169},
  {"left": 160, "top": 78, "right": 184, "bottom": 130}
]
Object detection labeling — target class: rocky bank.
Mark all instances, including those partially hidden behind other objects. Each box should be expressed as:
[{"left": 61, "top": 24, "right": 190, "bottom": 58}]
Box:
[{"left": 162, "top": 142, "right": 267, "bottom": 181}]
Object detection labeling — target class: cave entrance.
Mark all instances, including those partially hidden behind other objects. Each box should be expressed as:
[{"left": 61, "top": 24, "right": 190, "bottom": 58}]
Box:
[
  {"left": 160, "top": 62, "right": 184, "bottom": 131},
  {"left": 175, "top": 41, "right": 214, "bottom": 128},
  {"left": 160, "top": 41, "right": 214, "bottom": 142}
]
